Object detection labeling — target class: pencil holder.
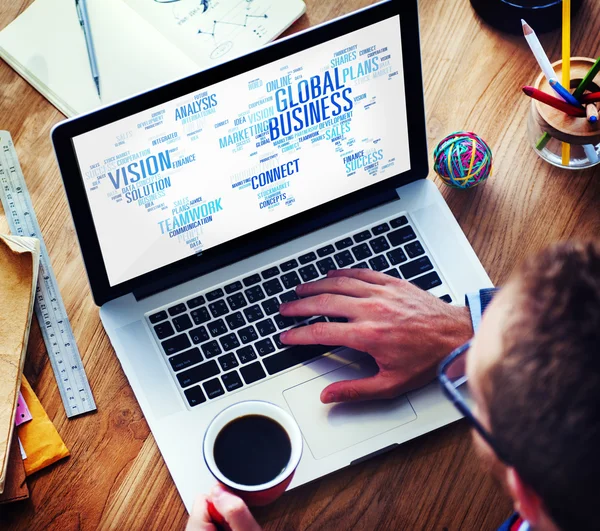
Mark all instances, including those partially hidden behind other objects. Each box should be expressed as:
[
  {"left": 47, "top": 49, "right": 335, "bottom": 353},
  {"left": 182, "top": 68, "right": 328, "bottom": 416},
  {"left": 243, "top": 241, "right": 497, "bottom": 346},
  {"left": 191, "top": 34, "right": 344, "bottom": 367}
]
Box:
[{"left": 527, "top": 57, "right": 600, "bottom": 170}]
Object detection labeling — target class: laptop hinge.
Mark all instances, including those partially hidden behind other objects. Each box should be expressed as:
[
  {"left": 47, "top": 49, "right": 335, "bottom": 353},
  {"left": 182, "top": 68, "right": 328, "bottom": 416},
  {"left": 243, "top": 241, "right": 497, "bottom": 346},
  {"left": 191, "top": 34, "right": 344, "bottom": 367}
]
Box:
[{"left": 133, "top": 187, "right": 399, "bottom": 302}]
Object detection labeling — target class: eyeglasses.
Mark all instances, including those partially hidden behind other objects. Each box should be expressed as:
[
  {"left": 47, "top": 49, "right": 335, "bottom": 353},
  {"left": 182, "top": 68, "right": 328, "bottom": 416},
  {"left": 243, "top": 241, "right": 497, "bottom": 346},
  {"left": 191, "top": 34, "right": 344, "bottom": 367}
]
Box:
[{"left": 437, "top": 340, "right": 511, "bottom": 465}]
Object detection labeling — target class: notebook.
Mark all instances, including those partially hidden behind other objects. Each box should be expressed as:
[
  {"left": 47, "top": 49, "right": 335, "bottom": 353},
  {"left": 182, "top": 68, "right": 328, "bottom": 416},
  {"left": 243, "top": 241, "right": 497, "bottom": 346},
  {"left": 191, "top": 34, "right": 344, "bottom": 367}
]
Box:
[
  {"left": 0, "top": 235, "right": 40, "bottom": 494},
  {"left": 0, "top": 0, "right": 306, "bottom": 117}
]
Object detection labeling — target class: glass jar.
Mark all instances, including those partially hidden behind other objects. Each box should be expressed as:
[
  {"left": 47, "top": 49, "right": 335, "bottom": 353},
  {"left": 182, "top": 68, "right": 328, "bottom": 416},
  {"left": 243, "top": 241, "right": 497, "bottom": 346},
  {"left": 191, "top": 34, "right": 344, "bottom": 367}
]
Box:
[{"left": 527, "top": 58, "right": 600, "bottom": 170}]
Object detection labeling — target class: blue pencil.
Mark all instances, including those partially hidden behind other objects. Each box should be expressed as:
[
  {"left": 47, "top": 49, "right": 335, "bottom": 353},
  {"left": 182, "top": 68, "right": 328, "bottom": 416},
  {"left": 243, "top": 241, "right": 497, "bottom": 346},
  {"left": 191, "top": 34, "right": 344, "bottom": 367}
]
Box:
[{"left": 549, "top": 79, "right": 581, "bottom": 107}]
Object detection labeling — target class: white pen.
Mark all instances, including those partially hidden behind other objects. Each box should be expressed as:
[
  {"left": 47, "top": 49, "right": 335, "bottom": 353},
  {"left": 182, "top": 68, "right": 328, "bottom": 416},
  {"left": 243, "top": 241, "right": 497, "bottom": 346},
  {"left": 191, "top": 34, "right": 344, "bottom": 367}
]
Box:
[
  {"left": 75, "top": 0, "right": 101, "bottom": 98},
  {"left": 522, "top": 19, "right": 557, "bottom": 84}
]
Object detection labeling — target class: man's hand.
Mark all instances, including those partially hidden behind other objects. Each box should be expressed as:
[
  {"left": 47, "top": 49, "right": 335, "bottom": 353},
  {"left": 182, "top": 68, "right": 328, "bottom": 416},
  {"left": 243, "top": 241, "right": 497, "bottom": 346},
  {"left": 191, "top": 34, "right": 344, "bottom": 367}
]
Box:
[
  {"left": 279, "top": 269, "right": 472, "bottom": 404},
  {"left": 186, "top": 485, "right": 261, "bottom": 531}
]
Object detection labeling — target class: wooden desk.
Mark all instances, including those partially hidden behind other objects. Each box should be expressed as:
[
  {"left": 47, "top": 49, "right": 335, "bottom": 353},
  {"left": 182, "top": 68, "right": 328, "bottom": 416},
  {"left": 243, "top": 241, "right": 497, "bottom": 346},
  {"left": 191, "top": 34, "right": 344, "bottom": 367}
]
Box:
[{"left": 1, "top": 0, "right": 599, "bottom": 529}]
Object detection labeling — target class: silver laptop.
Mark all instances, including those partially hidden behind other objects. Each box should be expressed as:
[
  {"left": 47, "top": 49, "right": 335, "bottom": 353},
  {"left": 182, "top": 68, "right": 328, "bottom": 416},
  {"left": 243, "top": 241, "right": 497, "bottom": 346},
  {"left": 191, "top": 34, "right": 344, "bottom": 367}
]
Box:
[{"left": 52, "top": 0, "right": 491, "bottom": 511}]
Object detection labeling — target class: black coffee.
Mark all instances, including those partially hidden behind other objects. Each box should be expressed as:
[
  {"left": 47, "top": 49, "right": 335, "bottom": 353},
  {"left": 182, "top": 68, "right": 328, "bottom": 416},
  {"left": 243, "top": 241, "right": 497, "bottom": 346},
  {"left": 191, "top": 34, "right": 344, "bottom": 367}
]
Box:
[{"left": 213, "top": 414, "right": 292, "bottom": 486}]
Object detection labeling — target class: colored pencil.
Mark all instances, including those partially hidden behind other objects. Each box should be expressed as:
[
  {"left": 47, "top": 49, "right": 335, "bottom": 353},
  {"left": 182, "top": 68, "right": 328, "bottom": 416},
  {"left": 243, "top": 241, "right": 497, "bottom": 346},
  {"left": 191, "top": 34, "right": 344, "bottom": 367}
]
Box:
[
  {"left": 580, "top": 92, "right": 600, "bottom": 104},
  {"left": 573, "top": 57, "right": 600, "bottom": 100},
  {"left": 561, "top": 0, "right": 571, "bottom": 165},
  {"left": 583, "top": 144, "right": 599, "bottom": 164},
  {"left": 522, "top": 86, "right": 586, "bottom": 116},
  {"left": 521, "top": 20, "right": 557, "bottom": 84},
  {"left": 549, "top": 79, "right": 580, "bottom": 107},
  {"left": 586, "top": 103, "right": 599, "bottom": 123}
]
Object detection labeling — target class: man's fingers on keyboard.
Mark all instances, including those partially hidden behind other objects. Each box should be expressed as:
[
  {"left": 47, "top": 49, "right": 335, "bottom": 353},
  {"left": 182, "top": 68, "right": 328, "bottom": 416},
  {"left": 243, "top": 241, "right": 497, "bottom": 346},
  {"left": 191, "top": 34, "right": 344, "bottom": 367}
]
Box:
[
  {"left": 280, "top": 322, "right": 357, "bottom": 348},
  {"left": 279, "top": 293, "right": 360, "bottom": 319},
  {"left": 327, "top": 268, "right": 391, "bottom": 285},
  {"left": 295, "top": 276, "right": 382, "bottom": 298}
]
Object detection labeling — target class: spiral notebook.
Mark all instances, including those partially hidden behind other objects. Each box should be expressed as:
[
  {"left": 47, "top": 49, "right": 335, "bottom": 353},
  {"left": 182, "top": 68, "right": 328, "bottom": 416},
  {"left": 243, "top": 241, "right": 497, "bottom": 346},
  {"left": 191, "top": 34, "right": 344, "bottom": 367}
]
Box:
[{"left": 0, "top": 0, "right": 305, "bottom": 117}]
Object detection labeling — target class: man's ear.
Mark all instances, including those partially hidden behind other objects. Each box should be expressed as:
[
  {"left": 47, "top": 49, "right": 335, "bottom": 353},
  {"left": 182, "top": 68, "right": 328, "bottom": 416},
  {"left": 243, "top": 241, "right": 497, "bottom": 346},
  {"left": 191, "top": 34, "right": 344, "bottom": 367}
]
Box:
[{"left": 505, "top": 467, "right": 543, "bottom": 526}]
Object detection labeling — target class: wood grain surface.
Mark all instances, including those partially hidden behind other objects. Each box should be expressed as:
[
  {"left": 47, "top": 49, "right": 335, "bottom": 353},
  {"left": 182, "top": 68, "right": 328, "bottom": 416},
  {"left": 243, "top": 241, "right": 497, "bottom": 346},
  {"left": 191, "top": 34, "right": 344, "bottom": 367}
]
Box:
[{"left": 1, "top": 0, "right": 599, "bottom": 529}]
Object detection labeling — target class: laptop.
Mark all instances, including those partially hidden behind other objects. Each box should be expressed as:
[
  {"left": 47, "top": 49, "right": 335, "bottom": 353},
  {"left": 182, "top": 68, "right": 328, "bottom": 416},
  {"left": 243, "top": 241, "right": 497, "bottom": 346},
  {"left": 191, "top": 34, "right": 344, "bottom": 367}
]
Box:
[{"left": 52, "top": 0, "right": 492, "bottom": 511}]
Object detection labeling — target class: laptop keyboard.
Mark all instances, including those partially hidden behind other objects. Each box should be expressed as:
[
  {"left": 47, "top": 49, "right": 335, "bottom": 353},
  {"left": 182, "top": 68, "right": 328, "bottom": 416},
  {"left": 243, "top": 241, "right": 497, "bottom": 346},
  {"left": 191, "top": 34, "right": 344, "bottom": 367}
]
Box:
[{"left": 146, "top": 213, "right": 453, "bottom": 409}]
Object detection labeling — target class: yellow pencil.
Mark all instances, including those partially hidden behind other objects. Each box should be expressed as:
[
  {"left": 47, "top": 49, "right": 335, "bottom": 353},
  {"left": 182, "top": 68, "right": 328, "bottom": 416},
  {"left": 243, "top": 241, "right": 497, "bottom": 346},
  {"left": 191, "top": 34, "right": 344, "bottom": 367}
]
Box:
[{"left": 562, "top": 0, "right": 571, "bottom": 166}]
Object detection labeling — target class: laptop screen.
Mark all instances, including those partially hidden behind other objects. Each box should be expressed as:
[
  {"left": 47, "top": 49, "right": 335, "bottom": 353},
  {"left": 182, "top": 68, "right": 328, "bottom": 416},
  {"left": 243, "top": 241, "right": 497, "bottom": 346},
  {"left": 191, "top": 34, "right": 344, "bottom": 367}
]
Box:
[{"left": 72, "top": 15, "right": 409, "bottom": 287}]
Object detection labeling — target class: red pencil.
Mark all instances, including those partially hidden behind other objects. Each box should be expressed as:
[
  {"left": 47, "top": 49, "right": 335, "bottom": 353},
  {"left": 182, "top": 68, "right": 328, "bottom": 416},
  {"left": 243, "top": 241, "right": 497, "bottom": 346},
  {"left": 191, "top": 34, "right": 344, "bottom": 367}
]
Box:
[
  {"left": 580, "top": 91, "right": 600, "bottom": 104},
  {"left": 522, "top": 86, "right": 586, "bottom": 117}
]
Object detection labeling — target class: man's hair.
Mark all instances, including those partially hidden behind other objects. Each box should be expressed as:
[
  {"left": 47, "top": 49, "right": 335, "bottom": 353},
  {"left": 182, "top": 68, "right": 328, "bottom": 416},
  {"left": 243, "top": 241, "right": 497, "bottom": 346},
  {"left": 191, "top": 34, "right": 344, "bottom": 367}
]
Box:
[{"left": 487, "top": 240, "right": 600, "bottom": 531}]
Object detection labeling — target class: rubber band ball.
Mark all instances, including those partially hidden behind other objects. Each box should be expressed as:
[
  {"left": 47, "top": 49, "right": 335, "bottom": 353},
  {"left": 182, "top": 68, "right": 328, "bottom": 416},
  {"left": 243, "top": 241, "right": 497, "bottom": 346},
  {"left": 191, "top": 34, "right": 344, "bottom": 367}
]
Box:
[{"left": 433, "top": 132, "right": 493, "bottom": 189}]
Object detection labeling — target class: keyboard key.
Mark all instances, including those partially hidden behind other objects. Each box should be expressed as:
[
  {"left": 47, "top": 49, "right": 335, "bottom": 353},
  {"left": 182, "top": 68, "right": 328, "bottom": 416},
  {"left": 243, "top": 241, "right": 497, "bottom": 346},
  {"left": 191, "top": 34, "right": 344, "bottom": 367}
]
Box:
[
  {"left": 240, "top": 362, "right": 267, "bottom": 384},
  {"left": 353, "top": 230, "right": 371, "bottom": 243},
  {"left": 203, "top": 378, "right": 225, "bottom": 399},
  {"left": 238, "top": 325, "right": 258, "bottom": 344},
  {"left": 219, "top": 333, "right": 240, "bottom": 352},
  {"left": 236, "top": 345, "right": 257, "bottom": 364},
  {"left": 317, "top": 257, "right": 337, "bottom": 275},
  {"left": 384, "top": 268, "right": 402, "bottom": 279},
  {"left": 225, "top": 311, "right": 246, "bottom": 330},
  {"left": 224, "top": 281, "right": 243, "bottom": 294},
  {"left": 263, "top": 344, "right": 333, "bottom": 375},
  {"left": 261, "top": 266, "right": 280, "bottom": 279},
  {"left": 218, "top": 352, "right": 239, "bottom": 371},
  {"left": 189, "top": 326, "right": 210, "bottom": 344},
  {"left": 208, "top": 319, "right": 228, "bottom": 337},
  {"left": 255, "top": 338, "right": 276, "bottom": 356},
  {"left": 352, "top": 243, "right": 373, "bottom": 261},
  {"left": 149, "top": 310, "right": 168, "bottom": 324},
  {"left": 244, "top": 305, "right": 264, "bottom": 322},
  {"left": 281, "top": 271, "right": 301, "bottom": 289},
  {"left": 154, "top": 321, "right": 174, "bottom": 339},
  {"left": 184, "top": 386, "right": 206, "bottom": 407},
  {"left": 262, "top": 297, "right": 280, "bottom": 315},
  {"left": 256, "top": 318, "right": 276, "bottom": 337},
  {"left": 191, "top": 307, "right": 211, "bottom": 325},
  {"left": 411, "top": 271, "right": 442, "bottom": 291},
  {"left": 280, "top": 290, "right": 299, "bottom": 303},
  {"left": 280, "top": 259, "right": 298, "bottom": 272},
  {"left": 186, "top": 296, "right": 205, "bottom": 309},
  {"left": 243, "top": 274, "right": 261, "bottom": 287},
  {"left": 263, "top": 278, "right": 284, "bottom": 296},
  {"left": 299, "top": 264, "right": 319, "bottom": 282},
  {"left": 370, "top": 236, "right": 390, "bottom": 254},
  {"left": 173, "top": 314, "right": 193, "bottom": 332},
  {"left": 167, "top": 303, "right": 186, "bottom": 317},
  {"left": 227, "top": 292, "right": 247, "bottom": 310},
  {"left": 169, "top": 347, "right": 203, "bottom": 372},
  {"left": 162, "top": 334, "right": 191, "bottom": 356},
  {"left": 390, "top": 215, "right": 408, "bottom": 228},
  {"left": 298, "top": 252, "right": 317, "bottom": 264},
  {"left": 405, "top": 240, "right": 425, "bottom": 259},
  {"left": 245, "top": 285, "right": 266, "bottom": 303},
  {"left": 273, "top": 333, "right": 285, "bottom": 349},
  {"left": 369, "top": 255, "right": 390, "bottom": 272},
  {"left": 400, "top": 257, "right": 434, "bottom": 279},
  {"left": 177, "top": 359, "right": 220, "bottom": 387},
  {"left": 334, "top": 250, "right": 355, "bottom": 267},
  {"left": 201, "top": 340, "right": 222, "bottom": 358},
  {"left": 440, "top": 294, "right": 453, "bottom": 303},
  {"left": 335, "top": 237, "right": 353, "bottom": 250},
  {"left": 372, "top": 222, "right": 390, "bottom": 235},
  {"left": 387, "top": 248, "right": 408, "bottom": 265},
  {"left": 274, "top": 313, "right": 295, "bottom": 330},
  {"left": 352, "top": 262, "right": 369, "bottom": 269},
  {"left": 209, "top": 299, "right": 229, "bottom": 318},
  {"left": 206, "top": 288, "right": 224, "bottom": 301},
  {"left": 222, "top": 371, "right": 243, "bottom": 392},
  {"left": 317, "top": 244, "right": 335, "bottom": 257},
  {"left": 388, "top": 226, "right": 417, "bottom": 246}
]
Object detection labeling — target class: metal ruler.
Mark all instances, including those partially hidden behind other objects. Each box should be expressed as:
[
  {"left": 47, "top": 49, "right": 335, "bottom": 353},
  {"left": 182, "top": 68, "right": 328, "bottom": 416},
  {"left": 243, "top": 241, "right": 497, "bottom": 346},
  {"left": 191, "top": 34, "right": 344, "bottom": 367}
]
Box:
[{"left": 0, "top": 131, "right": 96, "bottom": 418}]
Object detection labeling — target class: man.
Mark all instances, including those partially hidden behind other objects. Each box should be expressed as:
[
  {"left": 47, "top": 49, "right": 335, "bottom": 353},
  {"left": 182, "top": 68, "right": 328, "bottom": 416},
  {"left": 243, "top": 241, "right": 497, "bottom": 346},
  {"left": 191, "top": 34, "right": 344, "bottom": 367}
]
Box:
[{"left": 187, "top": 240, "right": 600, "bottom": 531}]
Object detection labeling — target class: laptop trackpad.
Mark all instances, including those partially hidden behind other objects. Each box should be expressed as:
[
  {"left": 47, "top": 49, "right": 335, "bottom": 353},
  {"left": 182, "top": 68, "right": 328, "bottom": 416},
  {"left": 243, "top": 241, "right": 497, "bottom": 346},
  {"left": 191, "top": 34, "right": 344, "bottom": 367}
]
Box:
[{"left": 283, "top": 356, "right": 417, "bottom": 460}]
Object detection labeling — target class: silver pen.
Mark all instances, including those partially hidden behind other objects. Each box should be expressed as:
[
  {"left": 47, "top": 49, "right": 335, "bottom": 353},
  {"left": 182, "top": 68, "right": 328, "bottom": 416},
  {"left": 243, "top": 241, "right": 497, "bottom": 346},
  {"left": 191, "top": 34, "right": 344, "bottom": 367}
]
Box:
[{"left": 75, "top": 0, "right": 101, "bottom": 97}]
